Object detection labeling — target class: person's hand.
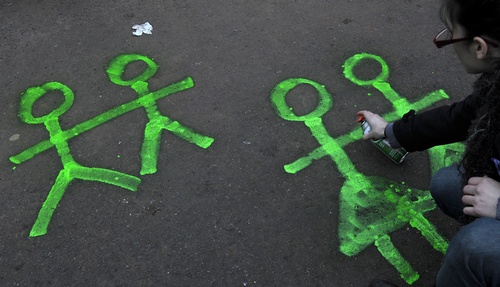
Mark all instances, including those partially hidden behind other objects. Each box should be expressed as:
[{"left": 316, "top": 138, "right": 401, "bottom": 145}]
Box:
[
  {"left": 357, "top": 110, "right": 388, "bottom": 140},
  {"left": 462, "top": 176, "right": 500, "bottom": 218}
]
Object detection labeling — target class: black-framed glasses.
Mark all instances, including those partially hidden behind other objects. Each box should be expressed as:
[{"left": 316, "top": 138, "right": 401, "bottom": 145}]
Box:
[
  {"left": 434, "top": 28, "right": 499, "bottom": 49},
  {"left": 434, "top": 28, "right": 470, "bottom": 48}
]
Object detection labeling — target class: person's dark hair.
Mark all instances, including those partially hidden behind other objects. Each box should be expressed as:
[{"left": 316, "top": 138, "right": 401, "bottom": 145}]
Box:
[
  {"left": 439, "top": 1, "right": 500, "bottom": 224},
  {"left": 461, "top": 70, "right": 500, "bottom": 180},
  {"left": 440, "top": 0, "right": 500, "bottom": 42}
]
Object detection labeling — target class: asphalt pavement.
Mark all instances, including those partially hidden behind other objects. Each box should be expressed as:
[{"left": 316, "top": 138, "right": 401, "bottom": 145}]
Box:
[{"left": 0, "top": 0, "right": 478, "bottom": 286}]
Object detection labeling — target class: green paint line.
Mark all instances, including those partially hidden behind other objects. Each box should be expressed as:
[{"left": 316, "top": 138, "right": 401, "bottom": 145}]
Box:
[
  {"left": 409, "top": 212, "right": 448, "bottom": 254},
  {"left": 375, "top": 234, "right": 420, "bottom": 284},
  {"left": 305, "top": 118, "right": 360, "bottom": 178},
  {"left": 19, "top": 82, "right": 140, "bottom": 237},
  {"left": 373, "top": 82, "right": 411, "bottom": 115},
  {"left": 343, "top": 53, "right": 389, "bottom": 86},
  {"left": 408, "top": 90, "right": 450, "bottom": 111},
  {"left": 339, "top": 177, "right": 436, "bottom": 256},
  {"left": 270, "top": 78, "right": 332, "bottom": 121},
  {"left": 107, "top": 53, "right": 158, "bottom": 86}
]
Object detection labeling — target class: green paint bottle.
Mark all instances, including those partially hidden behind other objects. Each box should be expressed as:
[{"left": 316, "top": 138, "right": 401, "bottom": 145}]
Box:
[{"left": 357, "top": 116, "right": 408, "bottom": 164}]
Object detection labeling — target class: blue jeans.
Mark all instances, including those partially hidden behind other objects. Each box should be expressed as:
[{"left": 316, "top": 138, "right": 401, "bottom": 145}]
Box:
[{"left": 430, "top": 166, "right": 500, "bottom": 287}]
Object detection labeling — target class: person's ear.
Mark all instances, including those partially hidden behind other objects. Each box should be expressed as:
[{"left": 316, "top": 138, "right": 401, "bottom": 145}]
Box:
[{"left": 473, "top": 37, "right": 489, "bottom": 60}]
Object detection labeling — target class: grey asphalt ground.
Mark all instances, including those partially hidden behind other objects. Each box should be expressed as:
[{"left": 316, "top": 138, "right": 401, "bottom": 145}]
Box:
[{"left": 0, "top": 0, "right": 478, "bottom": 286}]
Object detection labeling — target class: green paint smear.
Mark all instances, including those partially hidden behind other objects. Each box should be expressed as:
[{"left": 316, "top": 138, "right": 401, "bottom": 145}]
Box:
[
  {"left": 11, "top": 53, "right": 215, "bottom": 237},
  {"left": 270, "top": 53, "right": 456, "bottom": 285},
  {"left": 428, "top": 142, "right": 465, "bottom": 175},
  {"left": 375, "top": 234, "right": 419, "bottom": 284}
]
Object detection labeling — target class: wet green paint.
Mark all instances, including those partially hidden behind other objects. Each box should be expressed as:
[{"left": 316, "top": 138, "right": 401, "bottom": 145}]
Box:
[
  {"left": 11, "top": 54, "right": 214, "bottom": 237},
  {"left": 428, "top": 142, "right": 465, "bottom": 175},
  {"left": 375, "top": 234, "right": 419, "bottom": 284},
  {"left": 271, "top": 53, "right": 460, "bottom": 284}
]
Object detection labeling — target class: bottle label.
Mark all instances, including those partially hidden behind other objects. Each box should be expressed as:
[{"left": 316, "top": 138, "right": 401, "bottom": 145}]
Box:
[{"left": 358, "top": 117, "right": 408, "bottom": 164}]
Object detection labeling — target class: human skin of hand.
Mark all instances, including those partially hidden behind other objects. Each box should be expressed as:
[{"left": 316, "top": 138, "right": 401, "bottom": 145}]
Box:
[
  {"left": 462, "top": 176, "right": 500, "bottom": 218},
  {"left": 357, "top": 110, "right": 388, "bottom": 140}
]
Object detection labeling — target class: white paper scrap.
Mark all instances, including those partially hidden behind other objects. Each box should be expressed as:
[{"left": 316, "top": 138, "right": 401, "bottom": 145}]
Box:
[{"left": 132, "top": 22, "right": 153, "bottom": 36}]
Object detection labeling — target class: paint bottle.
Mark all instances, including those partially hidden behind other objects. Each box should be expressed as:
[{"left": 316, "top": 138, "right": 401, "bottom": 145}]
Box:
[{"left": 356, "top": 116, "right": 408, "bottom": 164}]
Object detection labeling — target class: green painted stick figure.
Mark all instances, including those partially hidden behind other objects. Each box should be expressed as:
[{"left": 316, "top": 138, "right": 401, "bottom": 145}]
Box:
[
  {"left": 283, "top": 53, "right": 451, "bottom": 174},
  {"left": 11, "top": 53, "right": 215, "bottom": 237},
  {"left": 271, "top": 54, "right": 448, "bottom": 284},
  {"left": 106, "top": 54, "right": 214, "bottom": 175},
  {"left": 20, "top": 82, "right": 141, "bottom": 237},
  {"left": 343, "top": 53, "right": 448, "bottom": 118},
  {"left": 9, "top": 69, "right": 196, "bottom": 166},
  {"left": 10, "top": 54, "right": 214, "bottom": 174},
  {"left": 344, "top": 53, "right": 465, "bottom": 173}
]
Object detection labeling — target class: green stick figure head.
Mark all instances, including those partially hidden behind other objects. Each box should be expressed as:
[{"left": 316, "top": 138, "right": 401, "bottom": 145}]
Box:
[
  {"left": 19, "top": 82, "right": 74, "bottom": 125},
  {"left": 270, "top": 78, "right": 333, "bottom": 121},
  {"left": 106, "top": 54, "right": 159, "bottom": 86},
  {"left": 343, "top": 53, "right": 390, "bottom": 87}
]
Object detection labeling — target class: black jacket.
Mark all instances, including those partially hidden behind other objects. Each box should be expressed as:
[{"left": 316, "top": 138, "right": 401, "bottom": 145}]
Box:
[{"left": 392, "top": 92, "right": 479, "bottom": 152}]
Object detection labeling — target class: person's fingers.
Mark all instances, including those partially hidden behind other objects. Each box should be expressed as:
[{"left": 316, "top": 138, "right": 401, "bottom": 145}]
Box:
[
  {"left": 357, "top": 110, "right": 373, "bottom": 118},
  {"left": 463, "top": 206, "right": 477, "bottom": 217},
  {"left": 463, "top": 184, "right": 476, "bottom": 195},
  {"left": 467, "top": 176, "right": 484, "bottom": 185},
  {"left": 462, "top": 194, "right": 475, "bottom": 205},
  {"left": 364, "top": 111, "right": 375, "bottom": 120}
]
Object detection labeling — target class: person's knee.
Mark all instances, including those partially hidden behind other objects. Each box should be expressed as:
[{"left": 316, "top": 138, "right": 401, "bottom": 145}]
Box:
[
  {"left": 447, "top": 219, "right": 500, "bottom": 266},
  {"left": 430, "top": 167, "right": 456, "bottom": 200}
]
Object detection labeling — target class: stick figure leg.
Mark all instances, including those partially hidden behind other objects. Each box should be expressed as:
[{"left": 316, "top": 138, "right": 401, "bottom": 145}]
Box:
[
  {"left": 140, "top": 121, "right": 163, "bottom": 175},
  {"left": 375, "top": 234, "right": 420, "bottom": 284},
  {"left": 71, "top": 164, "right": 141, "bottom": 191},
  {"left": 30, "top": 169, "right": 72, "bottom": 237}
]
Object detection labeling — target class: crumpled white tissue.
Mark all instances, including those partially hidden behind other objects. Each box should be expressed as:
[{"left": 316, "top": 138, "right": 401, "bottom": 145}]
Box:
[{"left": 132, "top": 22, "right": 153, "bottom": 36}]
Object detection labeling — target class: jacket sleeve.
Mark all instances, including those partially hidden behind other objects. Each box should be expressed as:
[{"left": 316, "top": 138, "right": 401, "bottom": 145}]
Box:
[{"left": 392, "top": 93, "right": 479, "bottom": 152}]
